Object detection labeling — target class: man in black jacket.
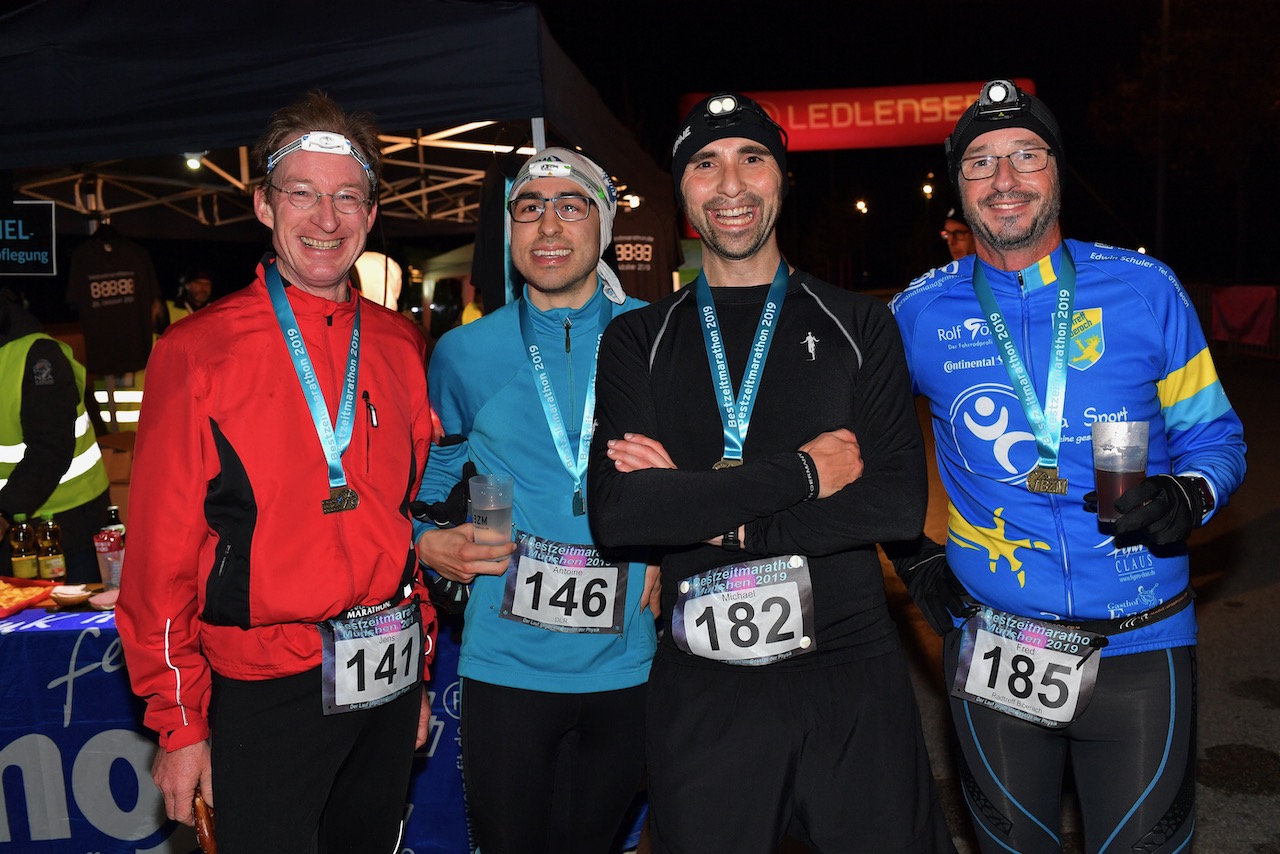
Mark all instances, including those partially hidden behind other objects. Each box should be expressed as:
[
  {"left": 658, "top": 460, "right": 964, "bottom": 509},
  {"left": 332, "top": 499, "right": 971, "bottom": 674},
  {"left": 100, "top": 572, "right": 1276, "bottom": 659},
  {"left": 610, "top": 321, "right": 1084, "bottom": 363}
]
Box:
[{"left": 587, "top": 93, "right": 954, "bottom": 854}]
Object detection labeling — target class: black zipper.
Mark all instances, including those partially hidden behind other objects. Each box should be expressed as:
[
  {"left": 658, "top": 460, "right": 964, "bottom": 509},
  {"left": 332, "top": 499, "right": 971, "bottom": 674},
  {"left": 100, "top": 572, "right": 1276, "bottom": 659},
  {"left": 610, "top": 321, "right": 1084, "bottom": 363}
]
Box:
[{"left": 363, "top": 390, "right": 378, "bottom": 475}]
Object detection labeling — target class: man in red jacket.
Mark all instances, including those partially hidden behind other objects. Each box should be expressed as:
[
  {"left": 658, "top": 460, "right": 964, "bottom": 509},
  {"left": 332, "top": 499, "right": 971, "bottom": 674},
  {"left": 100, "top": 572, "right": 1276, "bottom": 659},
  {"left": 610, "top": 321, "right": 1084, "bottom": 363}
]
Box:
[{"left": 117, "top": 91, "right": 436, "bottom": 853}]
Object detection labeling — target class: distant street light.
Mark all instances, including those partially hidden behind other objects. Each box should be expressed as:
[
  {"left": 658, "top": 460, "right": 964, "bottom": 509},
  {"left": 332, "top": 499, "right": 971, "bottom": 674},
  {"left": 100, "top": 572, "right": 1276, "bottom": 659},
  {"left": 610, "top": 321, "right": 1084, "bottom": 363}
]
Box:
[{"left": 855, "top": 199, "right": 868, "bottom": 214}]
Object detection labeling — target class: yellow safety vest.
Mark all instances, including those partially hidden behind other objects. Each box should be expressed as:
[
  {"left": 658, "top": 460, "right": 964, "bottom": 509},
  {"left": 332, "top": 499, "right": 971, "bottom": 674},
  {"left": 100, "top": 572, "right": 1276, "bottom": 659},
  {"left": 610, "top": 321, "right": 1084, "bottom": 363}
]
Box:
[{"left": 0, "top": 333, "right": 109, "bottom": 514}]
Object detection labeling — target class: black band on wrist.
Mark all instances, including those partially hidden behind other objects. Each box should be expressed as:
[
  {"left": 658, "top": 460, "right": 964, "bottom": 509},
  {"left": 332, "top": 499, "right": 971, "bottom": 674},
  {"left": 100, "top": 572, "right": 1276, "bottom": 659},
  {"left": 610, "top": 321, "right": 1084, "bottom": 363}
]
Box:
[
  {"left": 796, "top": 451, "right": 819, "bottom": 501},
  {"left": 722, "top": 527, "right": 741, "bottom": 551}
]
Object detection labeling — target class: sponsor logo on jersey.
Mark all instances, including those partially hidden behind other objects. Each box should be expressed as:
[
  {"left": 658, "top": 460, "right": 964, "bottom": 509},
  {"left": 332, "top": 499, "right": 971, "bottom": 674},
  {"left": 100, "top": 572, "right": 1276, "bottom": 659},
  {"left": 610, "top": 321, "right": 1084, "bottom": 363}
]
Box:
[
  {"left": 1106, "top": 583, "right": 1162, "bottom": 619},
  {"left": 1092, "top": 535, "right": 1157, "bottom": 583},
  {"left": 948, "top": 383, "right": 1038, "bottom": 483},
  {"left": 948, "top": 505, "right": 1050, "bottom": 589},
  {"left": 1069, "top": 308, "right": 1104, "bottom": 371},
  {"left": 936, "top": 317, "right": 993, "bottom": 351}
]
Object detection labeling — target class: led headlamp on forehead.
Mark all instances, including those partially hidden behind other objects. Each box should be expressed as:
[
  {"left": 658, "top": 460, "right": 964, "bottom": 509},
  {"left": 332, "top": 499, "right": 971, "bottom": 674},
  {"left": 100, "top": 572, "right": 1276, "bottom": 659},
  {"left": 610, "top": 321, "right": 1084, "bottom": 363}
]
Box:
[
  {"left": 944, "top": 79, "right": 1063, "bottom": 189},
  {"left": 266, "top": 131, "right": 377, "bottom": 190},
  {"left": 670, "top": 91, "right": 790, "bottom": 206}
]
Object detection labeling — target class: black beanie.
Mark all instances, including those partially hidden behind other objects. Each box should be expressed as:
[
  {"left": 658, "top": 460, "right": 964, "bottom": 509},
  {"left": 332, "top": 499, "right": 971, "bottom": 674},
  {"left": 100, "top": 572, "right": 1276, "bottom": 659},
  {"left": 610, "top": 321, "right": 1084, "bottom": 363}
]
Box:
[
  {"left": 670, "top": 92, "right": 788, "bottom": 208},
  {"left": 945, "top": 80, "right": 1063, "bottom": 190}
]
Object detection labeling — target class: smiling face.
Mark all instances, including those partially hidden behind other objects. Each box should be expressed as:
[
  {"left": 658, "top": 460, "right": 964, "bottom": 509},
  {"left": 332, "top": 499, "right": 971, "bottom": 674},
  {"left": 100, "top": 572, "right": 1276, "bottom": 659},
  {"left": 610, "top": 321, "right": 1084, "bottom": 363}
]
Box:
[
  {"left": 508, "top": 175, "right": 602, "bottom": 310},
  {"left": 959, "top": 127, "right": 1062, "bottom": 270},
  {"left": 254, "top": 147, "right": 377, "bottom": 300},
  {"left": 680, "top": 136, "right": 783, "bottom": 270}
]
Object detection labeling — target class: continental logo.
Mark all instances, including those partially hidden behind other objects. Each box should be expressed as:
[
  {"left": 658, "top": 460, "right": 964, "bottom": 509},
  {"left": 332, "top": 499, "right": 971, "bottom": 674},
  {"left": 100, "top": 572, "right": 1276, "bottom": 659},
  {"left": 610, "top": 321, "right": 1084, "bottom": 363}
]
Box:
[{"left": 944, "top": 356, "right": 1001, "bottom": 373}]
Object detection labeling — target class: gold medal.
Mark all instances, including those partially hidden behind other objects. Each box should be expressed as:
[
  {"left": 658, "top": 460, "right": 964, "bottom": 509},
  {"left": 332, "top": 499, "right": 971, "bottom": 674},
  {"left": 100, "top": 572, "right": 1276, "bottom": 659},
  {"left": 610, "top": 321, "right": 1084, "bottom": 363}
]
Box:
[
  {"left": 712, "top": 458, "right": 743, "bottom": 470},
  {"left": 1026, "top": 466, "right": 1068, "bottom": 494},
  {"left": 322, "top": 485, "right": 360, "bottom": 513}
]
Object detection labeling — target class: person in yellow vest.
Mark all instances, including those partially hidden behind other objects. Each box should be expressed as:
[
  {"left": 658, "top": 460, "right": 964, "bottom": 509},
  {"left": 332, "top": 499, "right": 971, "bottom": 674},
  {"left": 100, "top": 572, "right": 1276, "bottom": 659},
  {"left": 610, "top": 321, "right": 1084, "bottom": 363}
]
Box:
[
  {"left": 166, "top": 269, "right": 214, "bottom": 326},
  {"left": 0, "top": 289, "right": 111, "bottom": 582}
]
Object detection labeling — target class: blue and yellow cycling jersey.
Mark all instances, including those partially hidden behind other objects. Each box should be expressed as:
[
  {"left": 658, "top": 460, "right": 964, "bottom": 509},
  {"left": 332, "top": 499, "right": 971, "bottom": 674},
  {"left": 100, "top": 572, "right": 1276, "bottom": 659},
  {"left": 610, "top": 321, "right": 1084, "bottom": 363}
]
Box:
[{"left": 891, "top": 239, "right": 1245, "bottom": 656}]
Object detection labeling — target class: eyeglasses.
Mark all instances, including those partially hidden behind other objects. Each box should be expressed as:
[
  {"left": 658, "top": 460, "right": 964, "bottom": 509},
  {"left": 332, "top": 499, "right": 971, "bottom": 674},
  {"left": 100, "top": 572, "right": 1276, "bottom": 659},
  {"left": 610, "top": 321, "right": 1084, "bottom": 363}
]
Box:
[
  {"left": 940, "top": 227, "right": 972, "bottom": 241},
  {"left": 959, "top": 147, "right": 1055, "bottom": 181},
  {"left": 265, "top": 182, "right": 373, "bottom": 215},
  {"left": 507, "top": 194, "right": 595, "bottom": 223}
]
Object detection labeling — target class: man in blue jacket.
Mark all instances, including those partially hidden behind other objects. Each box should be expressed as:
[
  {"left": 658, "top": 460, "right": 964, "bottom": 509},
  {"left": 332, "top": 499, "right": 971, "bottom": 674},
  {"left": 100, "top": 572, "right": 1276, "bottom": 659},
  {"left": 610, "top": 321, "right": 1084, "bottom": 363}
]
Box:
[
  {"left": 413, "top": 148, "right": 657, "bottom": 853},
  {"left": 890, "top": 79, "right": 1246, "bottom": 853}
]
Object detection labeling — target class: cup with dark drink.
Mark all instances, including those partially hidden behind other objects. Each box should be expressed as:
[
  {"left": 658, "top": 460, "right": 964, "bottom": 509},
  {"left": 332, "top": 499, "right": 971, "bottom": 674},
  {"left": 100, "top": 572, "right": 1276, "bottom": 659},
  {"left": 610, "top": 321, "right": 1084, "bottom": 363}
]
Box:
[{"left": 1091, "top": 421, "right": 1149, "bottom": 523}]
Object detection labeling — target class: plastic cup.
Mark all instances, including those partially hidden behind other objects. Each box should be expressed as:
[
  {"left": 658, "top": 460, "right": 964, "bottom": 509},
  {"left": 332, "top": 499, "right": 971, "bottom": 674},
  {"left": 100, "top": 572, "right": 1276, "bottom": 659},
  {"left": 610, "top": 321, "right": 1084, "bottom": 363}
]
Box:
[
  {"left": 1092, "top": 421, "right": 1149, "bottom": 523},
  {"left": 469, "top": 473, "right": 514, "bottom": 549}
]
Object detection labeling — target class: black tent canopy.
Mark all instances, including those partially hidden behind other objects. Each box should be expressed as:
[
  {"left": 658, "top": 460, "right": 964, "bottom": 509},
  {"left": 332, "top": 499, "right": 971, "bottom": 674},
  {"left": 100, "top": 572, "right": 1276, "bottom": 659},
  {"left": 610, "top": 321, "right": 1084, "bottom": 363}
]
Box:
[{"left": 0, "top": 0, "right": 676, "bottom": 244}]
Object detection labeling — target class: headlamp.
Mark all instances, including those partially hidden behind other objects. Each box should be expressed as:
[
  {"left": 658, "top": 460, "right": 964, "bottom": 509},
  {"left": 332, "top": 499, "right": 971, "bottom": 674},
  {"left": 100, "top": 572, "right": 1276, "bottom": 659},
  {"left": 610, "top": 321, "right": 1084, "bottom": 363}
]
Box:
[
  {"left": 527, "top": 160, "right": 573, "bottom": 179},
  {"left": 707, "top": 95, "right": 738, "bottom": 117},
  {"left": 701, "top": 93, "right": 786, "bottom": 145},
  {"left": 266, "top": 131, "right": 376, "bottom": 189},
  {"left": 974, "top": 79, "right": 1027, "bottom": 121}
]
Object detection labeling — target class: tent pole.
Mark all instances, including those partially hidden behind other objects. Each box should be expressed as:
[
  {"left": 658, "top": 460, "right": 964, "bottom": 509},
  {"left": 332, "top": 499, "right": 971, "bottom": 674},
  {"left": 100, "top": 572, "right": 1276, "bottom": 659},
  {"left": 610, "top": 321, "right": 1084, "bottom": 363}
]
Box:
[{"left": 532, "top": 117, "right": 546, "bottom": 152}]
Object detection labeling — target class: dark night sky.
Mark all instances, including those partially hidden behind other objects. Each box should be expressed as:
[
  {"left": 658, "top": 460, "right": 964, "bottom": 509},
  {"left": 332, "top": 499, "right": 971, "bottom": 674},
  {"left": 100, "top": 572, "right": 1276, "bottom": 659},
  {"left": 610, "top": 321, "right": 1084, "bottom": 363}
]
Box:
[{"left": 536, "top": 0, "right": 1279, "bottom": 288}]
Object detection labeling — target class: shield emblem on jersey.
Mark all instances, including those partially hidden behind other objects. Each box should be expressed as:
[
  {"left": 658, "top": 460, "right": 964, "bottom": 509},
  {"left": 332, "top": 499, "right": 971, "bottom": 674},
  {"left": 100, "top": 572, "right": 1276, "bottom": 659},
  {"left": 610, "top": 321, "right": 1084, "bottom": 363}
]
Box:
[{"left": 1069, "top": 308, "right": 1104, "bottom": 371}]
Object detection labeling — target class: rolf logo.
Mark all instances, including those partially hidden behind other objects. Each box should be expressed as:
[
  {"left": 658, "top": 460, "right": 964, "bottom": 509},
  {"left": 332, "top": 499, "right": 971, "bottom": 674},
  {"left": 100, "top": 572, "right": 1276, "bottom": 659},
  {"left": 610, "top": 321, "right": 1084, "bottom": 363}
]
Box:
[{"left": 938, "top": 318, "right": 988, "bottom": 342}]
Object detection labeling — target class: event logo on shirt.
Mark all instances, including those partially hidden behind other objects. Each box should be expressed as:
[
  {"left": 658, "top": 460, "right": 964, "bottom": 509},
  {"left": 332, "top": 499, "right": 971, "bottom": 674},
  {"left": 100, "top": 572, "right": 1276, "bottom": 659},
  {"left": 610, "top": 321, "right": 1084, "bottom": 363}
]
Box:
[
  {"left": 1069, "top": 308, "right": 1105, "bottom": 371},
  {"left": 947, "top": 382, "right": 1038, "bottom": 483}
]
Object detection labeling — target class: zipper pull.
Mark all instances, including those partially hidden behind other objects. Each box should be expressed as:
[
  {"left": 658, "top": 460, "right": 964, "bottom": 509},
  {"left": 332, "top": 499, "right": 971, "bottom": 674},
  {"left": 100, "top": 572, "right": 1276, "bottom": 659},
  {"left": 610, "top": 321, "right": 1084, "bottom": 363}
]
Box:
[
  {"left": 564, "top": 317, "right": 572, "bottom": 353},
  {"left": 363, "top": 390, "right": 378, "bottom": 427}
]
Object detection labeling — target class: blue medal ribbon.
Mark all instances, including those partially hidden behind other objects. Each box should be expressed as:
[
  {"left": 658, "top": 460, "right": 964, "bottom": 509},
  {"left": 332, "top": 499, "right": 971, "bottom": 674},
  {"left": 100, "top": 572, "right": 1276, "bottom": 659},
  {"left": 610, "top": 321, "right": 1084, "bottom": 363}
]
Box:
[
  {"left": 265, "top": 263, "right": 361, "bottom": 502},
  {"left": 971, "top": 248, "right": 1076, "bottom": 489},
  {"left": 518, "top": 291, "right": 613, "bottom": 516},
  {"left": 694, "top": 260, "right": 789, "bottom": 466}
]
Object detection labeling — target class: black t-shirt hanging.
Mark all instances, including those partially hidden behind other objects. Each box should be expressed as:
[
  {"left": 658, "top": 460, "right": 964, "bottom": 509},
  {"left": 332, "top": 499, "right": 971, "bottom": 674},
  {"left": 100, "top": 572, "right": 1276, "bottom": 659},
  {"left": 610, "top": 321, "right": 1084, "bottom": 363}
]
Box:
[{"left": 65, "top": 231, "right": 160, "bottom": 374}]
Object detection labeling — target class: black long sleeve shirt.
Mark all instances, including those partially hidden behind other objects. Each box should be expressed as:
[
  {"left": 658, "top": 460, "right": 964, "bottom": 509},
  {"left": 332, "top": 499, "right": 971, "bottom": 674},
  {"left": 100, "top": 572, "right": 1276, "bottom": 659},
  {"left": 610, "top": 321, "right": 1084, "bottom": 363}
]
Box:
[{"left": 588, "top": 271, "right": 927, "bottom": 670}]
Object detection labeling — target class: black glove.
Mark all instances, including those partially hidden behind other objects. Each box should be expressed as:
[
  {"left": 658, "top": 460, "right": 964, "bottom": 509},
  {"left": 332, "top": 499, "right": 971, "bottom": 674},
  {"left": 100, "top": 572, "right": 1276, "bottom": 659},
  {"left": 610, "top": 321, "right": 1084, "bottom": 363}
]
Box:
[
  {"left": 409, "top": 461, "right": 478, "bottom": 528},
  {"left": 409, "top": 461, "right": 479, "bottom": 615},
  {"left": 1112, "top": 474, "right": 1207, "bottom": 545},
  {"left": 886, "top": 537, "right": 970, "bottom": 636}
]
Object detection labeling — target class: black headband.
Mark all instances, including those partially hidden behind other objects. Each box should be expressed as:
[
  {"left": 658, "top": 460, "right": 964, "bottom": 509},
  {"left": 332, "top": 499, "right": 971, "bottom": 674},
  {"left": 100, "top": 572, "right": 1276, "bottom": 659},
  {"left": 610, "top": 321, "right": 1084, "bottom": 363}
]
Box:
[
  {"left": 945, "top": 79, "right": 1063, "bottom": 189},
  {"left": 670, "top": 92, "right": 788, "bottom": 207}
]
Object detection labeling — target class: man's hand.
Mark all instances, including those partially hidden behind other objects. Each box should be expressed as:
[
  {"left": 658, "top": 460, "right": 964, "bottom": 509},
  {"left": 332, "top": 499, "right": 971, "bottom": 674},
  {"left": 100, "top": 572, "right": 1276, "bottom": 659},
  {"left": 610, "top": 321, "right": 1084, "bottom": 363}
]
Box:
[
  {"left": 415, "top": 526, "right": 515, "bottom": 583},
  {"left": 152, "top": 739, "right": 212, "bottom": 826},
  {"left": 799, "top": 428, "right": 863, "bottom": 498},
  {"left": 415, "top": 687, "right": 431, "bottom": 749},
  {"left": 642, "top": 564, "right": 662, "bottom": 618},
  {"left": 1113, "top": 474, "right": 1207, "bottom": 545},
  {"left": 606, "top": 433, "right": 677, "bottom": 472}
]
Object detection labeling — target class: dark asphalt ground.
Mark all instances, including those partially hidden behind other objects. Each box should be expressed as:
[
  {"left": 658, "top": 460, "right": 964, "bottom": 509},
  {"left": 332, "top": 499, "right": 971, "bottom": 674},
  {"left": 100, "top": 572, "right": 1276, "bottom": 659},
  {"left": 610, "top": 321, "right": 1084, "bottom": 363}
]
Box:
[{"left": 887, "top": 350, "right": 1280, "bottom": 854}]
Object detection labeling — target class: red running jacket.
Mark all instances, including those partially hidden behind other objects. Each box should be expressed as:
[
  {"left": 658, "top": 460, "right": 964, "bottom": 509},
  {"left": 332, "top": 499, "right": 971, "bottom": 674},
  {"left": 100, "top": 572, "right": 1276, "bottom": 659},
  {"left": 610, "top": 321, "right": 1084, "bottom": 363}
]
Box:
[{"left": 117, "top": 260, "right": 436, "bottom": 751}]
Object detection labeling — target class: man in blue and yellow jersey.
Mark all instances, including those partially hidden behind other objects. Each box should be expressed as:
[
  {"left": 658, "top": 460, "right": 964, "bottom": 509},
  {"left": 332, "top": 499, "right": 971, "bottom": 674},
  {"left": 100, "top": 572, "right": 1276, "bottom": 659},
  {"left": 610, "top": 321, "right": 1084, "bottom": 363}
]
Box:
[{"left": 890, "top": 79, "right": 1246, "bottom": 854}]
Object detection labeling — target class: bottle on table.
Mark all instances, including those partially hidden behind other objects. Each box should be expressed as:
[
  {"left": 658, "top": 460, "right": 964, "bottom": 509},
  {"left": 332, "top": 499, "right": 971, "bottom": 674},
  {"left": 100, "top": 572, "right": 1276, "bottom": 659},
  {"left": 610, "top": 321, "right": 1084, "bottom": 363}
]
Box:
[
  {"left": 105, "top": 505, "right": 126, "bottom": 543},
  {"left": 9, "top": 513, "right": 38, "bottom": 579},
  {"left": 95, "top": 506, "right": 126, "bottom": 591},
  {"left": 36, "top": 514, "right": 66, "bottom": 581}
]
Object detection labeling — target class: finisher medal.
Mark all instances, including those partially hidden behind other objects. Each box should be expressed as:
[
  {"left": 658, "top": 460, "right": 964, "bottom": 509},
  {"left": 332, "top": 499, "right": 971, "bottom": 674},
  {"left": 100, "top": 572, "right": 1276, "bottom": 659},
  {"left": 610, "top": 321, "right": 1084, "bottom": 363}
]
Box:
[
  {"left": 712, "top": 458, "right": 743, "bottom": 470},
  {"left": 1026, "top": 466, "right": 1068, "bottom": 494},
  {"left": 322, "top": 485, "right": 360, "bottom": 513}
]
